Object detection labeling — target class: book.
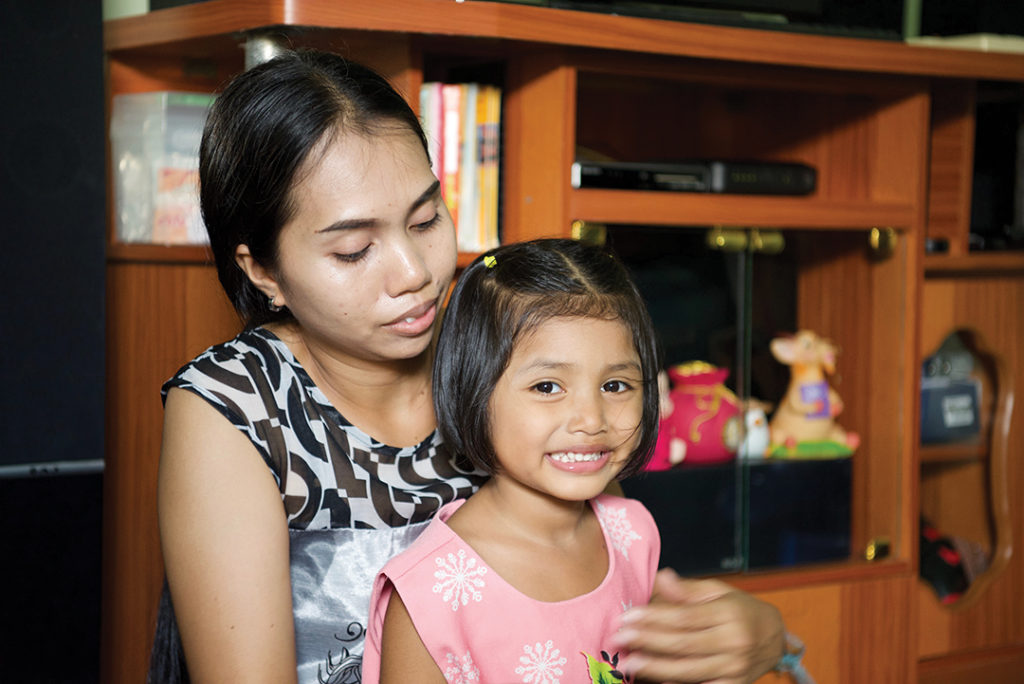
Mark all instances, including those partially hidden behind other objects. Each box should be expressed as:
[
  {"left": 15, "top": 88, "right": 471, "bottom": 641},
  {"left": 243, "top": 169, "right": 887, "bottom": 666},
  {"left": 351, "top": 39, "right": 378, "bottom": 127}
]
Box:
[
  {"left": 458, "top": 83, "right": 480, "bottom": 251},
  {"left": 440, "top": 83, "right": 463, "bottom": 227},
  {"left": 421, "top": 81, "right": 503, "bottom": 251},
  {"left": 419, "top": 81, "right": 443, "bottom": 182},
  {"left": 478, "top": 84, "right": 502, "bottom": 251}
]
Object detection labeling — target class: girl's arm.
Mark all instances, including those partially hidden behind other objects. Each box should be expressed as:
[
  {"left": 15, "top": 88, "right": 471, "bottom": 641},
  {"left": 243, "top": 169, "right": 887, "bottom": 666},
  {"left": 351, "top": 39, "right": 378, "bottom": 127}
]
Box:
[
  {"left": 158, "top": 388, "right": 298, "bottom": 683},
  {"left": 379, "top": 590, "right": 446, "bottom": 684},
  {"left": 616, "top": 569, "right": 786, "bottom": 683}
]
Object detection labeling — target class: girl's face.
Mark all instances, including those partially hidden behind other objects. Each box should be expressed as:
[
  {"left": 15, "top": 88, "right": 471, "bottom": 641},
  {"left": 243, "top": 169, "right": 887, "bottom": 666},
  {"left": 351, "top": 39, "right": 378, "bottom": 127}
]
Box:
[
  {"left": 264, "top": 126, "right": 456, "bottom": 363},
  {"left": 487, "top": 316, "right": 645, "bottom": 502}
]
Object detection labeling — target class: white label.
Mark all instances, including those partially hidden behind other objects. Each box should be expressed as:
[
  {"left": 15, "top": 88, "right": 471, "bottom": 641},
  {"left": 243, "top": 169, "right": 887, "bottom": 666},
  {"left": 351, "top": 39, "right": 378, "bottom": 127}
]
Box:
[{"left": 942, "top": 394, "right": 975, "bottom": 428}]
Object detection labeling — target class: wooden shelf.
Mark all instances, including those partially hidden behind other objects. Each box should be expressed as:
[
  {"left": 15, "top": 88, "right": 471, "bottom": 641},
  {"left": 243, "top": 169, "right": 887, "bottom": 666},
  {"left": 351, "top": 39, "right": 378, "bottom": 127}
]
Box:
[
  {"left": 104, "top": 0, "right": 1024, "bottom": 81},
  {"left": 107, "top": 241, "right": 214, "bottom": 264},
  {"left": 920, "top": 440, "right": 988, "bottom": 464},
  {"left": 729, "top": 558, "right": 911, "bottom": 594},
  {"left": 924, "top": 252, "right": 1024, "bottom": 275},
  {"left": 570, "top": 189, "right": 916, "bottom": 229},
  {"left": 456, "top": 251, "right": 483, "bottom": 268}
]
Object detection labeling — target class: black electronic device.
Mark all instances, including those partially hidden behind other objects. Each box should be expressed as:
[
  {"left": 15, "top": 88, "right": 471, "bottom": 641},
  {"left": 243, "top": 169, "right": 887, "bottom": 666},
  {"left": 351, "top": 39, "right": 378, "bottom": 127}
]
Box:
[
  {"left": 500, "top": 0, "right": 904, "bottom": 40},
  {"left": 571, "top": 159, "right": 817, "bottom": 195}
]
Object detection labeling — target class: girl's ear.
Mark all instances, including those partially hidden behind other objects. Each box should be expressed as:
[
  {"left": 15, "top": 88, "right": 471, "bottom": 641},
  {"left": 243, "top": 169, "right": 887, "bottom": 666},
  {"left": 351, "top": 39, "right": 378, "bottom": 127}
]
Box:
[{"left": 235, "top": 244, "right": 287, "bottom": 308}]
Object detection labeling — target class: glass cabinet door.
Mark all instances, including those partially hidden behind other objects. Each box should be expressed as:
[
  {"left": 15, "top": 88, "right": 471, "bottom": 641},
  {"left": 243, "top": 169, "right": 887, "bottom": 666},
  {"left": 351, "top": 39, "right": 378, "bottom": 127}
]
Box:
[{"left": 611, "top": 223, "right": 905, "bottom": 575}]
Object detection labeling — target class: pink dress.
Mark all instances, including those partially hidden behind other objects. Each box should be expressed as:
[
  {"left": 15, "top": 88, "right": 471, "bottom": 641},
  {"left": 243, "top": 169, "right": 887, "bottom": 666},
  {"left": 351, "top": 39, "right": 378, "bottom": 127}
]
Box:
[{"left": 363, "top": 493, "right": 660, "bottom": 684}]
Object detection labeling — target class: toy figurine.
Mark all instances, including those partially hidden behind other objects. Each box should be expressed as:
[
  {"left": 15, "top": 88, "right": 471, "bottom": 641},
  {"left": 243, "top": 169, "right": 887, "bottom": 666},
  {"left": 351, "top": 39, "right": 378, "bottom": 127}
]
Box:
[
  {"left": 737, "top": 400, "right": 772, "bottom": 460},
  {"left": 767, "top": 330, "right": 859, "bottom": 458},
  {"left": 648, "top": 361, "right": 741, "bottom": 470}
]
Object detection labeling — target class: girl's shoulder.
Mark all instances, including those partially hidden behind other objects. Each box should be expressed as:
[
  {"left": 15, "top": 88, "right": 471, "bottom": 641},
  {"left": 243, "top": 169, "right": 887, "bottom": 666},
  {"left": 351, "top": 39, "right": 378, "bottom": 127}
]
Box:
[
  {"left": 592, "top": 493, "right": 661, "bottom": 555},
  {"left": 592, "top": 491, "right": 655, "bottom": 522},
  {"left": 381, "top": 499, "right": 469, "bottom": 579}
]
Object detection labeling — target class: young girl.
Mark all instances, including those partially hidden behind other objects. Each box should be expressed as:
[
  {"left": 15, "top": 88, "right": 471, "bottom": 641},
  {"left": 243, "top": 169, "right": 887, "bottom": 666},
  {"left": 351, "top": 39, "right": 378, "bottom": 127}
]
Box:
[{"left": 363, "top": 238, "right": 663, "bottom": 683}]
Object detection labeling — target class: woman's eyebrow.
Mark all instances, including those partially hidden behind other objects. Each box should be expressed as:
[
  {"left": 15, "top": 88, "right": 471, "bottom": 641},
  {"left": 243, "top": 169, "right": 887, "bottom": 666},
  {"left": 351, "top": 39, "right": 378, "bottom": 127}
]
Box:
[
  {"left": 316, "top": 180, "right": 442, "bottom": 234},
  {"left": 410, "top": 180, "right": 442, "bottom": 213},
  {"left": 316, "top": 217, "right": 378, "bottom": 234}
]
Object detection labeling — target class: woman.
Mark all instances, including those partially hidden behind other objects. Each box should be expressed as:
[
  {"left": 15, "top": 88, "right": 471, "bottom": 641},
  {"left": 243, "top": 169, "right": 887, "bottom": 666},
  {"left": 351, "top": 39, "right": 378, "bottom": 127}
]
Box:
[{"left": 155, "top": 49, "right": 786, "bottom": 683}]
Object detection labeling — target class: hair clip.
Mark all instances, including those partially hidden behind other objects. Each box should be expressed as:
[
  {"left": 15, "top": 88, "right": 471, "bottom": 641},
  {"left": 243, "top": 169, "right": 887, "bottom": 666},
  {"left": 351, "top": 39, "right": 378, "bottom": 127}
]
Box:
[{"left": 483, "top": 255, "right": 497, "bottom": 268}]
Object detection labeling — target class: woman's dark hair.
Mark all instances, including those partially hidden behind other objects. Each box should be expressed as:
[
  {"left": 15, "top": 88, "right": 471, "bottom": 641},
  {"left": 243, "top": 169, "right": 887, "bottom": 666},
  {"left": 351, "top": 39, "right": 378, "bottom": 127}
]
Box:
[
  {"left": 149, "top": 52, "right": 429, "bottom": 683},
  {"left": 200, "top": 49, "right": 429, "bottom": 328},
  {"left": 433, "top": 238, "right": 661, "bottom": 480}
]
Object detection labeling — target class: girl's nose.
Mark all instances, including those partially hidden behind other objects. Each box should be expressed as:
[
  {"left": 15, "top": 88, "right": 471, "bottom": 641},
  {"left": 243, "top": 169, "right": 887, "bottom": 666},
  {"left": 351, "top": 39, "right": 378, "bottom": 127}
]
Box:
[{"left": 568, "top": 391, "right": 608, "bottom": 435}]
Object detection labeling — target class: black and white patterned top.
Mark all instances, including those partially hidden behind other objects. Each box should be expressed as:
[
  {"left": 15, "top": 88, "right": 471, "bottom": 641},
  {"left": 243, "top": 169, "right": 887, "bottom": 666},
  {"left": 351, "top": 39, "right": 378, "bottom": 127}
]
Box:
[{"left": 163, "top": 327, "right": 486, "bottom": 683}]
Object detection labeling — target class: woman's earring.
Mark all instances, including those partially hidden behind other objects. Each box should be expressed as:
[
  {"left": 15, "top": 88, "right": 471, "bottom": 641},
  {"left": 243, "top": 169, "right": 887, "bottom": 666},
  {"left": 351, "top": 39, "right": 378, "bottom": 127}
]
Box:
[{"left": 268, "top": 294, "right": 282, "bottom": 313}]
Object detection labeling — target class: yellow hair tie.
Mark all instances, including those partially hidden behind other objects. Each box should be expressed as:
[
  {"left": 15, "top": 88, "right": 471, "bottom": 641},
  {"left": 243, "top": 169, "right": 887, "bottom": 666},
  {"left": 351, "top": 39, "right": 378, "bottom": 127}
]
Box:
[{"left": 483, "top": 255, "right": 497, "bottom": 268}]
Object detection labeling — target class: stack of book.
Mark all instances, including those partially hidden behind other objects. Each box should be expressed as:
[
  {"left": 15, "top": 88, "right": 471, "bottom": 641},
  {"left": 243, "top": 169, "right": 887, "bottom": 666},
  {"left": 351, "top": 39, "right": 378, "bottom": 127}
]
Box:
[{"left": 420, "top": 81, "right": 502, "bottom": 252}]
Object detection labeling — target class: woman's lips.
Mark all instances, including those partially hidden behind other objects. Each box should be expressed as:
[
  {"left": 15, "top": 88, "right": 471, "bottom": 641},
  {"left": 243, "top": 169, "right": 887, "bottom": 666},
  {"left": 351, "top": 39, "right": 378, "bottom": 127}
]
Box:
[{"left": 386, "top": 300, "right": 437, "bottom": 336}]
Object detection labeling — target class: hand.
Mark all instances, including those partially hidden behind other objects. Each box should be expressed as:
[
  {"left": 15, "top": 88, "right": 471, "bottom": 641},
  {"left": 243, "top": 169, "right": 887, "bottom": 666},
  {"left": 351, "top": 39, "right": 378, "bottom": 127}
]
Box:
[{"left": 611, "top": 568, "right": 785, "bottom": 684}]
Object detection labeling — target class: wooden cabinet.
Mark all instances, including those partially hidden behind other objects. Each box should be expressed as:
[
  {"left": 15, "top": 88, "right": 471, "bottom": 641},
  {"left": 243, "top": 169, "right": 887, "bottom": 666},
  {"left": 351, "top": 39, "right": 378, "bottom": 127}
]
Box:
[
  {"left": 916, "top": 79, "right": 1024, "bottom": 682},
  {"left": 101, "top": 3, "right": 1024, "bottom": 682}
]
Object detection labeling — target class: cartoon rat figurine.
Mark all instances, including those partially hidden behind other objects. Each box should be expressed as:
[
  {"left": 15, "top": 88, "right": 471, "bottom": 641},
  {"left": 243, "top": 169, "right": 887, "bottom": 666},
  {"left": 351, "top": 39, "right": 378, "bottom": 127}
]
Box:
[{"left": 768, "top": 330, "right": 859, "bottom": 458}]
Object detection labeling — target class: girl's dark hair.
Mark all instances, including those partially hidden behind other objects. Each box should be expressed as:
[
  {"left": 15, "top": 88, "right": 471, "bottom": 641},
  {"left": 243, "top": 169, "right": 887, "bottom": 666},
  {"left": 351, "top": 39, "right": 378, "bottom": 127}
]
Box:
[
  {"left": 200, "top": 49, "right": 429, "bottom": 328},
  {"left": 433, "top": 238, "right": 661, "bottom": 480}
]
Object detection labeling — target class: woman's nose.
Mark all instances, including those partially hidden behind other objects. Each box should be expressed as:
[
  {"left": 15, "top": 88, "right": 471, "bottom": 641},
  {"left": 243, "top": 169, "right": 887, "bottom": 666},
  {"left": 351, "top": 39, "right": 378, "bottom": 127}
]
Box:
[{"left": 386, "top": 236, "right": 432, "bottom": 297}]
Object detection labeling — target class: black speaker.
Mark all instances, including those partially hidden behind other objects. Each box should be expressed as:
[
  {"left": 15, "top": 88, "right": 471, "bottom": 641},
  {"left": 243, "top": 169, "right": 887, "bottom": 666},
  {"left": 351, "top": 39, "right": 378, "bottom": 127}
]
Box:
[
  {"left": 0, "top": 2, "right": 105, "bottom": 468},
  {"left": 0, "top": 1, "right": 104, "bottom": 681}
]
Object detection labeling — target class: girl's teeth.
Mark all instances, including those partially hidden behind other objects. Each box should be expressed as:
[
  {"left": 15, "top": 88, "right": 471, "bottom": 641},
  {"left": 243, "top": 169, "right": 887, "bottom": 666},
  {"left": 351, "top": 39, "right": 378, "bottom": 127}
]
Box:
[
  {"left": 551, "top": 451, "right": 603, "bottom": 463},
  {"left": 404, "top": 316, "right": 417, "bottom": 323}
]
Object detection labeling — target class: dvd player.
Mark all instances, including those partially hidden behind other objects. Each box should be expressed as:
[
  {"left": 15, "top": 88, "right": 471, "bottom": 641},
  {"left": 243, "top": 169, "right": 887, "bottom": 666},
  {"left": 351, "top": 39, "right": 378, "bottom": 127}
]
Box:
[{"left": 570, "top": 159, "right": 817, "bottom": 195}]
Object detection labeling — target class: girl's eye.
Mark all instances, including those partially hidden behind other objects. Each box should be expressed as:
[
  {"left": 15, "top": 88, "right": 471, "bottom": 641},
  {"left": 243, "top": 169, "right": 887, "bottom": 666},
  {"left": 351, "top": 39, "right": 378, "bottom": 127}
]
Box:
[
  {"left": 333, "top": 246, "right": 370, "bottom": 263},
  {"left": 531, "top": 381, "right": 563, "bottom": 395},
  {"left": 413, "top": 213, "right": 441, "bottom": 231},
  {"left": 602, "top": 380, "right": 633, "bottom": 393}
]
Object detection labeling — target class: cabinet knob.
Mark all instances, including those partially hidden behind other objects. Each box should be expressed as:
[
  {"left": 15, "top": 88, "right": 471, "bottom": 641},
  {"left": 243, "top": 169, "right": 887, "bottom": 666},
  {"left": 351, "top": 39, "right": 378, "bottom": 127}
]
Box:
[
  {"left": 571, "top": 220, "right": 607, "bottom": 246},
  {"left": 869, "top": 227, "right": 898, "bottom": 259},
  {"left": 706, "top": 226, "right": 748, "bottom": 252},
  {"left": 865, "top": 537, "right": 891, "bottom": 561}
]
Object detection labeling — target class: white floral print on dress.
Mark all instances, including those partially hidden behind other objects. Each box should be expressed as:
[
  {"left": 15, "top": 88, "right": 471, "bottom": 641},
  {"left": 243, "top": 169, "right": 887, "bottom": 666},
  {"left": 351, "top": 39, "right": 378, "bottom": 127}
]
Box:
[
  {"left": 514, "top": 639, "right": 568, "bottom": 684},
  {"left": 443, "top": 650, "right": 480, "bottom": 683},
  {"left": 432, "top": 547, "right": 487, "bottom": 611},
  {"left": 595, "top": 502, "right": 642, "bottom": 560}
]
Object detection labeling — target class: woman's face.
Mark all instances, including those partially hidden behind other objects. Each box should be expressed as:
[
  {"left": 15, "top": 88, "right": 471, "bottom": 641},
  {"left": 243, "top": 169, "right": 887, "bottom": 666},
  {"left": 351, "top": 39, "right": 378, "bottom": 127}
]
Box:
[{"left": 269, "top": 126, "right": 457, "bottom": 364}]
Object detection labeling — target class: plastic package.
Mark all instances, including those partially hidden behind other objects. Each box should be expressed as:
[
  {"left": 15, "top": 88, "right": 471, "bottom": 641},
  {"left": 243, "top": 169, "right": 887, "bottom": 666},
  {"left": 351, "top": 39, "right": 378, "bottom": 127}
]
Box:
[{"left": 110, "top": 91, "right": 214, "bottom": 244}]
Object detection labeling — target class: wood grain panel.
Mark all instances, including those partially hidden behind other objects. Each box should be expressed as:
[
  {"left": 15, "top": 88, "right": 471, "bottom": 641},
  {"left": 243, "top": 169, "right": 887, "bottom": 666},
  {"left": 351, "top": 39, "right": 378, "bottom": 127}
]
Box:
[
  {"left": 869, "top": 90, "right": 930, "bottom": 207},
  {"left": 919, "top": 645, "right": 1024, "bottom": 684},
  {"left": 925, "top": 82, "right": 975, "bottom": 257},
  {"left": 793, "top": 231, "right": 917, "bottom": 559},
  {"left": 840, "top": 575, "right": 915, "bottom": 683},
  {"left": 752, "top": 574, "right": 913, "bottom": 684},
  {"left": 502, "top": 52, "right": 576, "bottom": 242},
  {"left": 101, "top": 262, "right": 239, "bottom": 684},
  {"left": 917, "top": 275, "right": 1024, "bottom": 660}
]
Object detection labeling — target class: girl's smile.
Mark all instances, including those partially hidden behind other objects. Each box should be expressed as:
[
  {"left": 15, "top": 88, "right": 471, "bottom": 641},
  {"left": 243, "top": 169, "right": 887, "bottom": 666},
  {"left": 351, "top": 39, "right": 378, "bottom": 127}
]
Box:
[{"left": 546, "top": 449, "right": 613, "bottom": 473}]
